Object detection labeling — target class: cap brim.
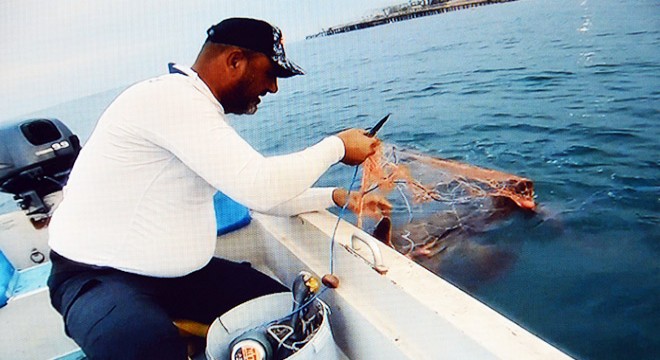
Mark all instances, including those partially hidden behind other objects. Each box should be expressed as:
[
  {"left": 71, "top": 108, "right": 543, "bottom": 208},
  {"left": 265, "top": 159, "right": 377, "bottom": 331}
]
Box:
[{"left": 273, "top": 58, "right": 305, "bottom": 78}]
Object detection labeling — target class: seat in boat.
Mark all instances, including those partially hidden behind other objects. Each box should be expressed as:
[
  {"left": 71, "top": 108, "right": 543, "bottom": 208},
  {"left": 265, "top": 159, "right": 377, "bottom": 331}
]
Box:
[
  {"left": 214, "top": 191, "right": 251, "bottom": 236},
  {"left": 0, "top": 250, "right": 52, "bottom": 307}
]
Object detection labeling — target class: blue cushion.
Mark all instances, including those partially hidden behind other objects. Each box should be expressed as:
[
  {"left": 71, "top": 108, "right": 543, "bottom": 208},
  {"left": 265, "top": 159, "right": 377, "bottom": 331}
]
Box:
[
  {"left": 11, "top": 262, "right": 52, "bottom": 297},
  {"left": 0, "top": 250, "right": 16, "bottom": 307},
  {"left": 214, "top": 192, "right": 251, "bottom": 236},
  {"left": 53, "top": 348, "right": 86, "bottom": 360}
]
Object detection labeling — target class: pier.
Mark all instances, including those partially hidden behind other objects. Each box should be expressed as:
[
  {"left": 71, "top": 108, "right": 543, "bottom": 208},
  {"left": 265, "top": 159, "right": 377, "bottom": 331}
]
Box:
[{"left": 306, "top": 0, "right": 518, "bottom": 39}]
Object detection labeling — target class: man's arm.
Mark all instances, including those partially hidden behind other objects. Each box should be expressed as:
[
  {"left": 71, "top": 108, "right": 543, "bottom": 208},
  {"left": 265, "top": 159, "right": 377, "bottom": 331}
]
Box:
[
  {"left": 136, "top": 79, "right": 379, "bottom": 214},
  {"left": 136, "top": 81, "right": 341, "bottom": 213}
]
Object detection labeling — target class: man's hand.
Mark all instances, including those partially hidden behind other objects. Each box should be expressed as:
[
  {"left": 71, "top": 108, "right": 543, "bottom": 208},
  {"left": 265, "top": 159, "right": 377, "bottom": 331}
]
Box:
[
  {"left": 332, "top": 188, "right": 392, "bottom": 219},
  {"left": 336, "top": 128, "right": 380, "bottom": 166}
]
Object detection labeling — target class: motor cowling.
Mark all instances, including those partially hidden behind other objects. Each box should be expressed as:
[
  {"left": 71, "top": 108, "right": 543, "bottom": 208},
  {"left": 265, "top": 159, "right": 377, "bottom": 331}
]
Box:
[{"left": 0, "top": 118, "right": 80, "bottom": 226}]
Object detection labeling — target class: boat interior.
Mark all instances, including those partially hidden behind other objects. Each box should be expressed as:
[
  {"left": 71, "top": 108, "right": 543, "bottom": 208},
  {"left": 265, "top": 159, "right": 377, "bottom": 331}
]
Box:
[{"left": 0, "top": 206, "right": 572, "bottom": 359}]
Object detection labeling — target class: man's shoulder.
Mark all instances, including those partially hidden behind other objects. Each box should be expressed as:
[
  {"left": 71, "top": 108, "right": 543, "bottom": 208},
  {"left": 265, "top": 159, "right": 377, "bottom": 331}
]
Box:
[
  {"left": 127, "top": 73, "right": 197, "bottom": 98},
  {"left": 109, "top": 73, "right": 223, "bottom": 124}
]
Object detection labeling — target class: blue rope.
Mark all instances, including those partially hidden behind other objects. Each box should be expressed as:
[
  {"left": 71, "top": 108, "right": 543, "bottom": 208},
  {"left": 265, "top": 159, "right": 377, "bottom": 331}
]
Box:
[
  {"left": 231, "top": 166, "right": 363, "bottom": 351},
  {"left": 262, "top": 165, "right": 360, "bottom": 329},
  {"left": 277, "top": 166, "right": 359, "bottom": 328},
  {"left": 329, "top": 166, "right": 360, "bottom": 274}
]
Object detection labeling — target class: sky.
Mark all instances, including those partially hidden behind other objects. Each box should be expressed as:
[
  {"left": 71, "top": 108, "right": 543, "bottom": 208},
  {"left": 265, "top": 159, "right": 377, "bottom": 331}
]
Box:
[{"left": 0, "top": 0, "right": 403, "bottom": 121}]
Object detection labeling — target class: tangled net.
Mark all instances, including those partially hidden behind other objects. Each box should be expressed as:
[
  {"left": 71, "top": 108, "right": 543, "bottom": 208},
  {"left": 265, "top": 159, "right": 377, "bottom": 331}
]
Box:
[
  {"left": 356, "top": 143, "right": 536, "bottom": 283},
  {"left": 358, "top": 143, "right": 535, "bottom": 224}
]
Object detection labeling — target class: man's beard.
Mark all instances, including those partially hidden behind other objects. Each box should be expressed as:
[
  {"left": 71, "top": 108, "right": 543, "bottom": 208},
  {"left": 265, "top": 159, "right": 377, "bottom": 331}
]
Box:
[
  {"left": 243, "top": 100, "right": 259, "bottom": 115},
  {"left": 222, "top": 93, "right": 258, "bottom": 115},
  {"left": 223, "top": 74, "right": 260, "bottom": 115}
]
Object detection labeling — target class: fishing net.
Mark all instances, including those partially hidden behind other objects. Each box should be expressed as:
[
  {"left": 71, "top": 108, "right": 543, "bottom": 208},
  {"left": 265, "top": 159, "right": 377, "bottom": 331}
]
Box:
[{"left": 356, "top": 143, "right": 536, "bottom": 284}]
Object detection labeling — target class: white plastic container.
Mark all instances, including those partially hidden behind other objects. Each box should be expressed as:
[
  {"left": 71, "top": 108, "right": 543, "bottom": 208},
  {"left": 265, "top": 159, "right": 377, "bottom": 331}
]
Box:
[{"left": 206, "top": 292, "right": 340, "bottom": 360}]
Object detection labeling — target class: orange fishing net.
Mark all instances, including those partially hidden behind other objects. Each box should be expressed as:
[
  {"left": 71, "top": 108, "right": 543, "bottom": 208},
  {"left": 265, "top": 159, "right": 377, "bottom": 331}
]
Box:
[
  {"left": 357, "top": 143, "right": 535, "bottom": 225},
  {"left": 355, "top": 143, "right": 536, "bottom": 282}
]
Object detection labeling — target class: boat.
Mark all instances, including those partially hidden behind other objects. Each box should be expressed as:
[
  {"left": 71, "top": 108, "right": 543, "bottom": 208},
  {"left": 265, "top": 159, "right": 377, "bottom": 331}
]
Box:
[{"left": 0, "top": 118, "right": 572, "bottom": 359}]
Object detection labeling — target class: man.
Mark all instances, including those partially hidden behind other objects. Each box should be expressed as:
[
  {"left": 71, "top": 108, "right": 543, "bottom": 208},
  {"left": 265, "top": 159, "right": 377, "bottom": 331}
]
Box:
[{"left": 47, "top": 18, "right": 390, "bottom": 359}]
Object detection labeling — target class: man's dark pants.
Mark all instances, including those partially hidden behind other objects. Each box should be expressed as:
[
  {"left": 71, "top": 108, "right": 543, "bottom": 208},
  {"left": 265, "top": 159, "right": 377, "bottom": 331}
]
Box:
[{"left": 47, "top": 251, "right": 287, "bottom": 359}]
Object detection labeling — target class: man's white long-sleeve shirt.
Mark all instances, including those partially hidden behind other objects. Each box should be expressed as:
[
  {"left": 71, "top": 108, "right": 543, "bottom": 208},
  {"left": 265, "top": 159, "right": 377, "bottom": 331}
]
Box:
[{"left": 48, "top": 65, "right": 345, "bottom": 277}]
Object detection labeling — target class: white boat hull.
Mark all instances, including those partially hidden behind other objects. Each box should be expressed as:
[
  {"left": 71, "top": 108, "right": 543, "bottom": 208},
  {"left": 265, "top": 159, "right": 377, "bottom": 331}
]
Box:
[{"left": 0, "top": 208, "right": 571, "bottom": 359}]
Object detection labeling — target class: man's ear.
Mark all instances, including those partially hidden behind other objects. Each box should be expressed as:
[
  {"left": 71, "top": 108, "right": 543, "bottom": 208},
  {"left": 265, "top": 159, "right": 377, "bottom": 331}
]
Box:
[{"left": 226, "top": 49, "right": 248, "bottom": 77}]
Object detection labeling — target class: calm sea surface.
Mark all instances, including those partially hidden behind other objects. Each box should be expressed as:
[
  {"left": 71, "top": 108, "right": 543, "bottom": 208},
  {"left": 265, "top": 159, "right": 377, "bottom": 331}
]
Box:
[{"left": 3, "top": 0, "right": 658, "bottom": 358}]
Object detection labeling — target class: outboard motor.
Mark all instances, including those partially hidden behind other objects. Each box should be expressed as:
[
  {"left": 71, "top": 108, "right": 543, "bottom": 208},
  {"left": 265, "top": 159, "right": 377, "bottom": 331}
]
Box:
[{"left": 0, "top": 118, "right": 80, "bottom": 228}]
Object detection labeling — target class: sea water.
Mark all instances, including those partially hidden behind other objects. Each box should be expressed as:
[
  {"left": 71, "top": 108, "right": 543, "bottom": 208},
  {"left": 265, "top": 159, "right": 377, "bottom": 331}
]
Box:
[{"left": 2, "top": 0, "right": 658, "bottom": 358}]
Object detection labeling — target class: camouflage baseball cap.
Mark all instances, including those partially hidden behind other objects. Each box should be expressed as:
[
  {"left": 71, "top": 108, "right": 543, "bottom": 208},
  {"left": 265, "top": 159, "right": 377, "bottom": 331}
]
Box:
[{"left": 206, "top": 18, "right": 304, "bottom": 78}]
